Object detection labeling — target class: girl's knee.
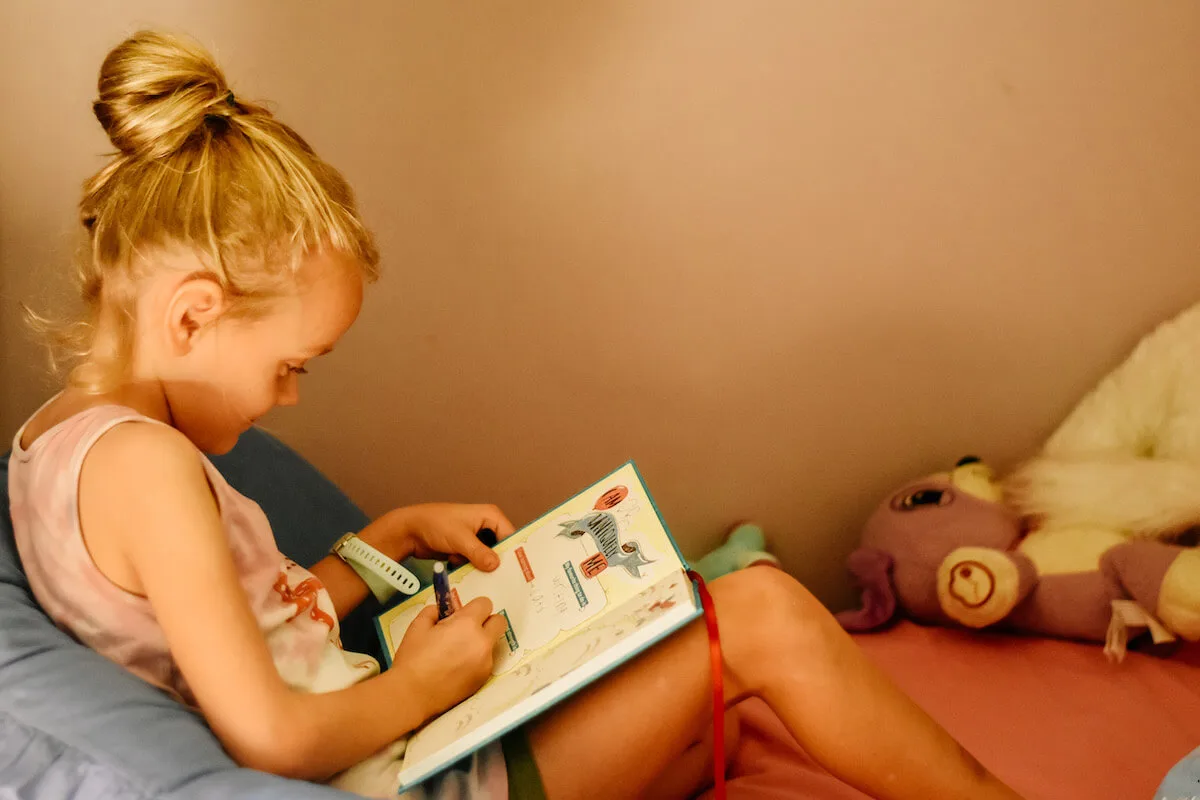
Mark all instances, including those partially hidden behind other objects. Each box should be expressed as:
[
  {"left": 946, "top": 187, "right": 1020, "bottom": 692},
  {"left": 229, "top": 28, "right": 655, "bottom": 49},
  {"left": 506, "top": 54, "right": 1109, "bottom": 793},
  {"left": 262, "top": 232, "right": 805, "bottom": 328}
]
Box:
[
  {"left": 709, "top": 566, "right": 837, "bottom": 684},
  {"left": 710, "top": 564, "right": 822, "bottom": 625}
]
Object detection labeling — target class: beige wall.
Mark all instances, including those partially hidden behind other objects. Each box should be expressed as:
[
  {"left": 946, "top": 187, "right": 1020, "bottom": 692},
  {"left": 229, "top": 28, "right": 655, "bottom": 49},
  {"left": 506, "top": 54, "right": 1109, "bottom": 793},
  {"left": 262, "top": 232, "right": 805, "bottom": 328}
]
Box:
[{"left": 3, "top": 2, "right": 1200, "bottom": 609}]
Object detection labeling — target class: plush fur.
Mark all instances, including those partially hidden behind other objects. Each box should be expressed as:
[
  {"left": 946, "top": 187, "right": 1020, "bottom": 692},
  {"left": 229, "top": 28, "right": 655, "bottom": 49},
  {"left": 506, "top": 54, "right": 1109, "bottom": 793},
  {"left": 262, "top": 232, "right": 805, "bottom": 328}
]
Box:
[{"left": 1006, "top": 304, "right": 1200, "bottom": 539}]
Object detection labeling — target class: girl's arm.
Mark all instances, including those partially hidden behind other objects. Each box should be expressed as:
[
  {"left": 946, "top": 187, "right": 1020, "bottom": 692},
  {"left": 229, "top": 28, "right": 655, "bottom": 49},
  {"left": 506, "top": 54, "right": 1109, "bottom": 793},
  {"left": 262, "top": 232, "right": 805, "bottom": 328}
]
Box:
[
  {"left": 305, "top": 545, "right": 383, "bottom": 619},
  {"left": 79, "top": 423, "right": 503, "bottom": 780},
  {"left": 308, "top": 504, "right": 516, "bottom": 619}
]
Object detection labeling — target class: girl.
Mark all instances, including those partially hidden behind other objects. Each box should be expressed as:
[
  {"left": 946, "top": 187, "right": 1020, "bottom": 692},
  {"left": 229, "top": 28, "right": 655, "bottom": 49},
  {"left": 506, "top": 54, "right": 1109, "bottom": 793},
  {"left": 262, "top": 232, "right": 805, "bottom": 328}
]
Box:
[{"left": 10, "top": 31, "right": 1021, "bottom": 800}]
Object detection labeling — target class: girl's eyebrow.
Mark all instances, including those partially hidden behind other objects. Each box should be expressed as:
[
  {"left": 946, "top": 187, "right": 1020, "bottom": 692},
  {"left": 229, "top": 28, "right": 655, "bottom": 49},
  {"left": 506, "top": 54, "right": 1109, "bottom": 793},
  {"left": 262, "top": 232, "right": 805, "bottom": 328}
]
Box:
[{"left": 304, "top": 345, "right": 335, "bottom": 357}]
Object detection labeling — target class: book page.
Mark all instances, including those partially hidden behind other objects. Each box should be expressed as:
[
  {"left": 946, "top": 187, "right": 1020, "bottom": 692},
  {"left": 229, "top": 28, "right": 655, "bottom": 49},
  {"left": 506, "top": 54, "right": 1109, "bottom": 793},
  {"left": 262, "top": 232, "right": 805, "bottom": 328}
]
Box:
[
  {"left": 398, "top": 572, "right": 697, "bottom": 778},
  {"left": 379, "top": 462, "right": 685, "bottom": 676}
]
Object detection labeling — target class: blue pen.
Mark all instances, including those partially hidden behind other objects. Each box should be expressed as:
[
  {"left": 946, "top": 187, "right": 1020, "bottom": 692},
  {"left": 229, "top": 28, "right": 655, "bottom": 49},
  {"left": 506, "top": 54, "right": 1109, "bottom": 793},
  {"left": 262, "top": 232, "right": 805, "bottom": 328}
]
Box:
[{"left": 433, "top": 561, "right": 454, "bottom": 620}]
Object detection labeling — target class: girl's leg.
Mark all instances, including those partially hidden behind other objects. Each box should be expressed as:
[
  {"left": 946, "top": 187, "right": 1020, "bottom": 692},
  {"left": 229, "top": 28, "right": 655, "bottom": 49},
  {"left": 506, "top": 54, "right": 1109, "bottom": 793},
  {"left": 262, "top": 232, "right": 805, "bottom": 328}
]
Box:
[
  {"left": 639, "top": 705, "right": 740, "bottom": 800},
  {"left": 528, "top": 566, "right": 1020, "bottom": 800}
]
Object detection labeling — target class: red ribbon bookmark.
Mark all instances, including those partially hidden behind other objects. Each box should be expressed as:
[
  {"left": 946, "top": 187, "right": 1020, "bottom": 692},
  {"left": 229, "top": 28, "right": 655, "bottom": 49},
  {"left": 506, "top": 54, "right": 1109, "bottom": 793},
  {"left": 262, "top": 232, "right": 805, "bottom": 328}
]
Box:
[{"left": 686, "top": 569, "right": 725, "bottom": 800}]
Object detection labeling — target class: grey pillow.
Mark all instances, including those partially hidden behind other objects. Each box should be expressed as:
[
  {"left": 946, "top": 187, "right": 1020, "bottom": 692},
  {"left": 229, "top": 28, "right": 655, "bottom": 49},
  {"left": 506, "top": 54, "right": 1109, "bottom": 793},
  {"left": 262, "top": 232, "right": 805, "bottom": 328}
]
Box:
[
  {"left": 0, "top": 427, "right": 373, "bottom": 799},
  {"left": 1157, "top": 745, "right": 1200, "bottom": 799}
]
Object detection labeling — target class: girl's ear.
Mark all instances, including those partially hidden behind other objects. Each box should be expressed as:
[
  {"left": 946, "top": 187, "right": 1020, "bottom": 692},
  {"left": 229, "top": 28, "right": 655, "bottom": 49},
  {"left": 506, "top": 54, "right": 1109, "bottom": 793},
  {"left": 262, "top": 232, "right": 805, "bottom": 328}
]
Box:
[
  {"left": 166, "top": 275, "right": 226, "bottom": 353},
  {"left": 835, "top": 547, "right": 898, "bottom": 632}
]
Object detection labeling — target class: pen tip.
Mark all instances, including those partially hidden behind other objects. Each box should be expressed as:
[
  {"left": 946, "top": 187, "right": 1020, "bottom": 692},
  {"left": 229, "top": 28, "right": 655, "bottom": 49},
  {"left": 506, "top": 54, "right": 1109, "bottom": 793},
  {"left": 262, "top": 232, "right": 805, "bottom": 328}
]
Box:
[{"left": 433, "top": 561, "right": 445, "bottom": 574}]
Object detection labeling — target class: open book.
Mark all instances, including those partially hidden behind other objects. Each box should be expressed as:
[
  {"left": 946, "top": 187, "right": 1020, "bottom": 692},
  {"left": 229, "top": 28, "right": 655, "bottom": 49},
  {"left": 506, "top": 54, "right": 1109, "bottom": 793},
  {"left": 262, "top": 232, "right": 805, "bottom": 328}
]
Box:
[{"left": 374, "top": 461, "right": 702, "bottom": 793}]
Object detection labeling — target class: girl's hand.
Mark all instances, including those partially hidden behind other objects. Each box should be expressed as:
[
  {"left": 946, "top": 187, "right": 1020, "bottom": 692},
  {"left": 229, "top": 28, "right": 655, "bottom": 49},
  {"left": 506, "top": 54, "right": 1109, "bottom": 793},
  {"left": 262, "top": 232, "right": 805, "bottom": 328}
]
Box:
[
  {"left": 390, "top": 597, "right": 509, "bottom": 720},
  {"left": 363, "top": 503, "right": 517, "bottom": 572}
]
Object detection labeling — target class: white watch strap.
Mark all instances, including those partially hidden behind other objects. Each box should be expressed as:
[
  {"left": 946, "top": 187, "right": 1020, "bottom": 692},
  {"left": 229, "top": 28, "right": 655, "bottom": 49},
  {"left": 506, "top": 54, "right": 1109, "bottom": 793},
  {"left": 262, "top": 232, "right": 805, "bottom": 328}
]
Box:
[{"left": 335, "top": 534, "right": 421, "bottom": 600}]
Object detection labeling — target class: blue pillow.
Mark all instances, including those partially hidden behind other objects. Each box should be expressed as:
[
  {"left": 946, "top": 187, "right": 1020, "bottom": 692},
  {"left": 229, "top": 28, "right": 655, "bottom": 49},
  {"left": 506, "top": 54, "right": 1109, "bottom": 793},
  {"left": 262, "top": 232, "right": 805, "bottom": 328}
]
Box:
[{"left": 0, "top": 427, "right": 374, "bottom": 799}]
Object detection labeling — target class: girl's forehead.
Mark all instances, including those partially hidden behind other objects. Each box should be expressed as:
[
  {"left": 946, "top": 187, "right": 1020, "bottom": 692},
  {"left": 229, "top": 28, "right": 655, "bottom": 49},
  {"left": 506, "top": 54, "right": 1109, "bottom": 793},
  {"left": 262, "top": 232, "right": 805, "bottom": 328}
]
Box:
[{"left": 289, "top": 252, "right": 364, "bottom": 348}]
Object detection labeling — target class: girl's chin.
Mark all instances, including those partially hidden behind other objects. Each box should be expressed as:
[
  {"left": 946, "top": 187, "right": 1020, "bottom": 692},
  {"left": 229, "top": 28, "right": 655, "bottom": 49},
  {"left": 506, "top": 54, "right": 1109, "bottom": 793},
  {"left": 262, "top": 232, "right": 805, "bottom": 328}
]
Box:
[
  {"left": 196, "top": 425, "right": 249, "bottom": 456},
  {"left": 202, "top": 436, "right": 241, "bottom": 456}
]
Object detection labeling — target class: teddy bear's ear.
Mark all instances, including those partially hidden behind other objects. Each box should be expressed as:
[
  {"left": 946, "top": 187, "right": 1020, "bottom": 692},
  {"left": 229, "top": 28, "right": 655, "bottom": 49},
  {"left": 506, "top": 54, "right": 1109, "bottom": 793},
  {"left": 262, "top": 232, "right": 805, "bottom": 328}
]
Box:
[{"left": 835, "top": 547, "right": 897, "bottom": 632}]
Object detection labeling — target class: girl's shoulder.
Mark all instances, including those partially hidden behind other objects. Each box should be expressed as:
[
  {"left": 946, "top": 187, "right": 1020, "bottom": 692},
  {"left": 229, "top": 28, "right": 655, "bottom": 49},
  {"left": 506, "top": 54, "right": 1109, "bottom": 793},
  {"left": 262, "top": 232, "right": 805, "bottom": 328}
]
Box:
[
  {"left": 10, "top": 396, "right": 216, "bottom": 609},
  {"left": 13, "top": 394, "right": 176, "bottom": 461}
]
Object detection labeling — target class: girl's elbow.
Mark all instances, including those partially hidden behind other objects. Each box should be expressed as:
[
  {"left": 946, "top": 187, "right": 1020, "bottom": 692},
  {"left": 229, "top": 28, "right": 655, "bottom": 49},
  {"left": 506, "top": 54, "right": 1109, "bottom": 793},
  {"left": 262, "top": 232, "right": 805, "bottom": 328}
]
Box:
[{"left": 223, "top": 712, "right": 324, "bottom": 780}]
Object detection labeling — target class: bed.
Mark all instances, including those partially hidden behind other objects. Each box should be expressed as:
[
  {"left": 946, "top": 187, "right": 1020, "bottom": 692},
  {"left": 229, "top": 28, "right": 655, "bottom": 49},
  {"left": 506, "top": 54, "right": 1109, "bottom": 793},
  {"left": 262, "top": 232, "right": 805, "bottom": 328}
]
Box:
[{"left": 703, "top": 622, "right": 1200, "bottom": 799}]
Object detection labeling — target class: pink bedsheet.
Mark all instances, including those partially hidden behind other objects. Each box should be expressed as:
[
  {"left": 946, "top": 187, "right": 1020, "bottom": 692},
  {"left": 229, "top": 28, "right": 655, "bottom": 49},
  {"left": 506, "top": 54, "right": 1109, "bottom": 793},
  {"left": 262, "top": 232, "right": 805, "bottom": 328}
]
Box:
[{"left": 701, "top": 622, "right": 1200, "bottom": 799}]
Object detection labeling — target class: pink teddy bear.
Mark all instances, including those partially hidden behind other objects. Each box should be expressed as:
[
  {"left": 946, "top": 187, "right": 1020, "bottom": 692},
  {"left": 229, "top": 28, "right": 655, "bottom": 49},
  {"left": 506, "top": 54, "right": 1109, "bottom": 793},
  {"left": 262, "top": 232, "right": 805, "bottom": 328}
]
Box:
[{"left": 836, "top": 457, "right": 1197, "bottom": 660}]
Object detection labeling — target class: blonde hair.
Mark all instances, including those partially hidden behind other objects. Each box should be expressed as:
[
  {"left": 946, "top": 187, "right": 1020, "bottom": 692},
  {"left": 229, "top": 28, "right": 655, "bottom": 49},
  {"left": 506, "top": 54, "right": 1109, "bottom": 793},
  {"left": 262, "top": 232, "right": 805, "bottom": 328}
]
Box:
[{"left": 29, "top": 30, "right": 379, "bottom": 392}]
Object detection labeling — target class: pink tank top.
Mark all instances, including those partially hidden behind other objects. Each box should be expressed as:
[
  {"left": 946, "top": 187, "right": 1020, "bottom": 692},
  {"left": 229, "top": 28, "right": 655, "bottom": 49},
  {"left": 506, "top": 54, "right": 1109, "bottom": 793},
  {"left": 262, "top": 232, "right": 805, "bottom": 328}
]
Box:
[{"left": 7, "top": 404, "right": 379, "bottom": 706}]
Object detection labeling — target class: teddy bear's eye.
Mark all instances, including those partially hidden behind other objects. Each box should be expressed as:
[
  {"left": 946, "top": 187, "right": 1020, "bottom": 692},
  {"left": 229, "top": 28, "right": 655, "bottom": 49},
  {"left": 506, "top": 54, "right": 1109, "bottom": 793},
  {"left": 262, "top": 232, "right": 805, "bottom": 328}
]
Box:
[{"left": 899, "top": 489, "right": 952, "bottom": 509}]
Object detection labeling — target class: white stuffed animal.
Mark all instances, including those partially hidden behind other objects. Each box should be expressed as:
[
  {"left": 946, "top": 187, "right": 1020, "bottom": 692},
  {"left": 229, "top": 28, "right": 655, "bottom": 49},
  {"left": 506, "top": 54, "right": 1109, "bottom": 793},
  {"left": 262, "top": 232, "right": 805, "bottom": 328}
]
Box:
[{"left": 1005, "top": 304, "right": 1200, "bottom": 648}]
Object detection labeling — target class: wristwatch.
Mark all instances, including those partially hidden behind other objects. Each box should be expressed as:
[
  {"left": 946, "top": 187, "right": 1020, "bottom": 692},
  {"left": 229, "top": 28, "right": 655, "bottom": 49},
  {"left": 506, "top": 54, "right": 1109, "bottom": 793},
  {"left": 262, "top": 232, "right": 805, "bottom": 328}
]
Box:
[{"left": 331, "top": 533, "right": 421, "bottom": 603}]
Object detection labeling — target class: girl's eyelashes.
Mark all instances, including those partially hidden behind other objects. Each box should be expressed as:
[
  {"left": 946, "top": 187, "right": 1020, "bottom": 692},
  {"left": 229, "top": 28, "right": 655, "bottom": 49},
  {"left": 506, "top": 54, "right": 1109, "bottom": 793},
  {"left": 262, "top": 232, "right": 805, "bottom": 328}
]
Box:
[{"left": 279, "top": 364, "right": 308, "bottom": 377}]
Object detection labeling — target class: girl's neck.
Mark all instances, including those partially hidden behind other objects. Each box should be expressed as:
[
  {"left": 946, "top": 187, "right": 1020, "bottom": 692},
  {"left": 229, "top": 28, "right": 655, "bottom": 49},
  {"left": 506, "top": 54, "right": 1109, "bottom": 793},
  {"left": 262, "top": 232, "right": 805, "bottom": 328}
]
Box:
[
  {"left": 94, "top": 380, "right": 175, "bottom": 425},
  {"left": 56, "top": 380, "right": 174, "bottom": 428},
  {"left": 20, "top": 380, "right": 174, "bottom": 452}
]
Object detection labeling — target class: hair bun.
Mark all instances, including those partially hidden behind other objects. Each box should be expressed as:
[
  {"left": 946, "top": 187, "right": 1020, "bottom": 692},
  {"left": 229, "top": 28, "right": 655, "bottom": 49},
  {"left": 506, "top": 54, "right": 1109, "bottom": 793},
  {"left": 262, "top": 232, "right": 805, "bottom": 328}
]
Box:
[{"left": 93, "top": 30, "right": 239, "bottom": 160}]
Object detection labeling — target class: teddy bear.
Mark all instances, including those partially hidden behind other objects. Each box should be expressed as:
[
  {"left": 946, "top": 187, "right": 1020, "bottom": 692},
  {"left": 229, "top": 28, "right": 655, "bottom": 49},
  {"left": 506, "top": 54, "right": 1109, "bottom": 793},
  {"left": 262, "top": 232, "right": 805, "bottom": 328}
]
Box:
[
  {"left": 837, "top": 302, "right": 1200, "bottom": 659},
  {"left": 836, "top": 456, "right": 1200, "bottom": 660}
]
